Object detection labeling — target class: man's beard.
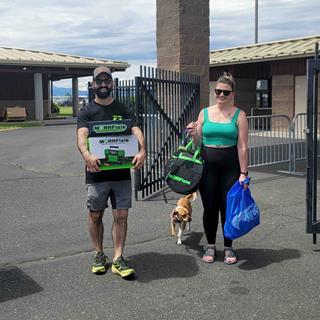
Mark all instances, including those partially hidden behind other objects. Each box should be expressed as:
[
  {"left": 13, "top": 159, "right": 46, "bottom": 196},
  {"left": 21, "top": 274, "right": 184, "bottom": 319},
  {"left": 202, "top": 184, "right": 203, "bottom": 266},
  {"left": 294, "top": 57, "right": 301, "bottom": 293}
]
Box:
[{"left": 95, "top": 87, "right": 111, "bottom": 99}]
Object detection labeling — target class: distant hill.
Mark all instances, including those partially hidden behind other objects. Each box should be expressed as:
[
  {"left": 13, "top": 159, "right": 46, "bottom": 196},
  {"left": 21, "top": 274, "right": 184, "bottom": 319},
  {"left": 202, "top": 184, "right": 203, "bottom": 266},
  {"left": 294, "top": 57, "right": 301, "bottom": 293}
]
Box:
[{"left": 53, "top": 86, "right": 88, "bottom": 97}]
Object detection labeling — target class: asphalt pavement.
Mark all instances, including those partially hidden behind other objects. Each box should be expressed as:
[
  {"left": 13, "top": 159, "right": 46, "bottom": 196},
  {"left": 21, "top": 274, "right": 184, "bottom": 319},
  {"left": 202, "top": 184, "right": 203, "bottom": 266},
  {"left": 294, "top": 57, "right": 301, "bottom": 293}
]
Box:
[{"left": 0, "top": 123, "right": 320, "bottom": 320}]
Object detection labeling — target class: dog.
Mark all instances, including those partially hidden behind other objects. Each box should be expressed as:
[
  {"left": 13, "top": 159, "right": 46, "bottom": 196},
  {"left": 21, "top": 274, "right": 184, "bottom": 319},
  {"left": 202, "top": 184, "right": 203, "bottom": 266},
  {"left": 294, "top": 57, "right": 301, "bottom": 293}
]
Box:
[{"left": 170, "top": 192, "right": 197, "bottom": 245}]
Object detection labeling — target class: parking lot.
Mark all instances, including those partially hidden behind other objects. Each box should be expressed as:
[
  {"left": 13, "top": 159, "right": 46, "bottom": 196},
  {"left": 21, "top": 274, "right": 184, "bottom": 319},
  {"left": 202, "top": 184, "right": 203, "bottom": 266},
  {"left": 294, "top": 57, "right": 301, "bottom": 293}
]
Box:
[{"left": 0, "top": 124, "right": 320, "bottom": 320}]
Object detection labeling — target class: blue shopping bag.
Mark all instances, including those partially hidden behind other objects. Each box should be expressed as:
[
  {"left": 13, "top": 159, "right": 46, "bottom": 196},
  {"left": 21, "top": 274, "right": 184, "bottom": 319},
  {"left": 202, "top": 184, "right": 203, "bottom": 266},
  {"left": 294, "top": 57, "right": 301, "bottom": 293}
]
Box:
[{"left": 224, "top": 177, "right": 260, "bottom": 240}]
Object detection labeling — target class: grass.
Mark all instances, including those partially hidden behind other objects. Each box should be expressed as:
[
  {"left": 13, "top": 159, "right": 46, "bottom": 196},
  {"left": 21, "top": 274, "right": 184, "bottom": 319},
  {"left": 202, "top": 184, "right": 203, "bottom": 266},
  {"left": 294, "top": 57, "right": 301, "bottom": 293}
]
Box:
[
  {"left": 0, "top": 105, "right": 73, "bottom": 131},
  {"left": 57, "top": 106, "right": 73, "bottom": 117},
  {"left": 0, "top": 122, "right": 42, "bottom": 131}
]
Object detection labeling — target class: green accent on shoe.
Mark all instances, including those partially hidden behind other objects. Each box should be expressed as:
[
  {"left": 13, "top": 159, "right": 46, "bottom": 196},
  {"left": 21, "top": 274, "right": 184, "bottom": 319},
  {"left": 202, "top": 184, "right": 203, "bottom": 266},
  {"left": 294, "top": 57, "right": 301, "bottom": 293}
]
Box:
[
  {"left": 111, "top": 256, "right": 135, "bottom": 278},
  {"left": 92, "top": 251, "right": 108, "bottom": 274}
]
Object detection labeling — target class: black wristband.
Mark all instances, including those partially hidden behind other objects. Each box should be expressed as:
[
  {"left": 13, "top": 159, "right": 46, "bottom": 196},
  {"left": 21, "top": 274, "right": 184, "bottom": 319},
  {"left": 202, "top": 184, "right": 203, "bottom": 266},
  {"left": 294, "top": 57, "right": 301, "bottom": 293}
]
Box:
[{"left": 241, "top": 171, "right": 248, "bottom": 176}]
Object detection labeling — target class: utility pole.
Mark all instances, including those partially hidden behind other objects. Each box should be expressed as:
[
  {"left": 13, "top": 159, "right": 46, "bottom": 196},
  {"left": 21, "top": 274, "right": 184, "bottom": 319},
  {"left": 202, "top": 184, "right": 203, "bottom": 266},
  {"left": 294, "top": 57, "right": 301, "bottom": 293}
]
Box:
[{"left": 255, "top": 0, "right": 258, "bottom": 43}]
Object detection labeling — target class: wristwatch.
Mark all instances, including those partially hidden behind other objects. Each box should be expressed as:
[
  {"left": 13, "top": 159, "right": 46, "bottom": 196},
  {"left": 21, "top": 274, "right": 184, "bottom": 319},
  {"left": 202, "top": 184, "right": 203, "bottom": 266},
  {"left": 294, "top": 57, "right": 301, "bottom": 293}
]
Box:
[{"left": 241, "top": 171, "right": 248, "bottom": 176}]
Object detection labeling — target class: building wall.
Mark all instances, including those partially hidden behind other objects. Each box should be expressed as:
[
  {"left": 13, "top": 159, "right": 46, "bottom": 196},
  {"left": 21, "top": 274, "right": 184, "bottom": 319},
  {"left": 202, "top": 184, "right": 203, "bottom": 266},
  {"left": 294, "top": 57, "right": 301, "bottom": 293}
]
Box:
[
  {"left": 295, "top": 75, "right": 320, "bottom": 116},
  {"left": 0, "top": 72, "right": 49, "bottom": 120},
  {"left": 209, "top": 81, "right": 216, "bottom": 107},
  {"left": 234, "top": 78, "right": 256, "bottom": 114},
  {"left": 272, "top": 74, "right": 295, "bottom": 119},
  {"left": 0, "top": 100, "right": 50, "bottom": 120},
  {"left": 0, "top": 73, "right": 48, "bottom": 99},
  {"left": 295, "top": 76, "right": 307, "bottom": 115},
  {"left": 210, "top": 57, "right": 310, "bottom": 118}
]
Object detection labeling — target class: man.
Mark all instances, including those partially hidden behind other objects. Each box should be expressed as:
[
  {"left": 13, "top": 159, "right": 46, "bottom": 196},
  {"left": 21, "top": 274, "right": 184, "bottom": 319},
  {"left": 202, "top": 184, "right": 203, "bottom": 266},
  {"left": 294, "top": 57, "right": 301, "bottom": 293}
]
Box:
[{"left": 77, "top": 66, "right": 145, "bottom": 278}]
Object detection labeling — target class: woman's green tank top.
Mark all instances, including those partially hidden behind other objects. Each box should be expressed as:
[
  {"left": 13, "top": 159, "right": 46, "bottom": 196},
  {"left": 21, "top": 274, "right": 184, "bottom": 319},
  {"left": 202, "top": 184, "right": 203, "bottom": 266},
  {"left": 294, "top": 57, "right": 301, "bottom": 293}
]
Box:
[{"left": 202, "top": 107, "right": 240, "bottom": 147}]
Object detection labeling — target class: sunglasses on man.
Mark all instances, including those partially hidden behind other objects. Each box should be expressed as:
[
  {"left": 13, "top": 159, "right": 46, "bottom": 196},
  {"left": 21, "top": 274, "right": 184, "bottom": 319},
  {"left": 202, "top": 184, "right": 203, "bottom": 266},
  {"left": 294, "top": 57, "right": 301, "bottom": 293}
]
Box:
[
  {"left": 214, "top": 89, "right": 233, "bottom": 96},
  {"left": 95, "top": 78, "right": 113, "bottom": 85}
]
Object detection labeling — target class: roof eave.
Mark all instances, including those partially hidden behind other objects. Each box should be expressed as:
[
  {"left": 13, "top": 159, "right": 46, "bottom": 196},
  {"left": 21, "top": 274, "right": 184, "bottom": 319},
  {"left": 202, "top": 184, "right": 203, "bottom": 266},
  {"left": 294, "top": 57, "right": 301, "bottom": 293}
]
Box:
[
  {"left": 0, "top": 60, "right": 130, "bottom": 70},
  {"left": 210, "top": 53, "right": 315, "bottom": 66}
]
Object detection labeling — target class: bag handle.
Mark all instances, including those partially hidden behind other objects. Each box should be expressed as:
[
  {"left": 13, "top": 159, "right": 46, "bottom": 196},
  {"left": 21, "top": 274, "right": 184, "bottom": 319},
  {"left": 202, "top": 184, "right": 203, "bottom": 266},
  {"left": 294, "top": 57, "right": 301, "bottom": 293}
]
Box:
[
  {"left": 240, "top": 176, "right": 251, "bottom": 211},
  {"left": 178, "top": 138, "right": 202, "bottom": 162}
]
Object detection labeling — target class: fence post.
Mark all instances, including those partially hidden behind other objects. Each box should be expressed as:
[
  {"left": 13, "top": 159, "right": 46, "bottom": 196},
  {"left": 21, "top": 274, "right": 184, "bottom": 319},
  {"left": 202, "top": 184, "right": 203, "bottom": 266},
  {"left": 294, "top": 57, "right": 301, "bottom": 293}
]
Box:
[
  {"left": 114, "top": 78, "right": 119, "bottom": 100},
  {"left": 289, "top": 120, "right": 295, "bottom": 173},
  {"left": 134, "top": 76, "right": 141, "bottom": 201}
]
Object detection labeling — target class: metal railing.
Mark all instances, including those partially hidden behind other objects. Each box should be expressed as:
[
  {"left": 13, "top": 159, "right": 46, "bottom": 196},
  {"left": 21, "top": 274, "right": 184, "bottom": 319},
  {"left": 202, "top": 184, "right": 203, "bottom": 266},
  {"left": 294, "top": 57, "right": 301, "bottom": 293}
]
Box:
[
  {"left": 247, "top": 115, "right": 292, "bottom": 170},
  {"left": 247, "top": 113, "right": 320, "bottom": 173},
  {"left": 291, "top": 112, "right": 320, "bottom": 172}
]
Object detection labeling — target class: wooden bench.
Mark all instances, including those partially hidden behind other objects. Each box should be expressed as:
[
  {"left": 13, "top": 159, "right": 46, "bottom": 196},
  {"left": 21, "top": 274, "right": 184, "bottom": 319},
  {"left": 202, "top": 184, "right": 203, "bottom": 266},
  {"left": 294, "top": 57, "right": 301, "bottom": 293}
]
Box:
[{"left": 5, "top": 107, "right": 27, "bottom": 121}]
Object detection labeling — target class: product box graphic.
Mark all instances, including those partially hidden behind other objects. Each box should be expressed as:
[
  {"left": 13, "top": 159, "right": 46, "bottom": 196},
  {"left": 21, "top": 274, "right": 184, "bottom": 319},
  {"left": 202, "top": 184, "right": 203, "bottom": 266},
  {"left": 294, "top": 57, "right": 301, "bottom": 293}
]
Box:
[
  {"left": 88, "top": 135, "right": 139, "bottom": 170},
  {"left": 88, "top": 120, "right": 132, "bottom": 137}
]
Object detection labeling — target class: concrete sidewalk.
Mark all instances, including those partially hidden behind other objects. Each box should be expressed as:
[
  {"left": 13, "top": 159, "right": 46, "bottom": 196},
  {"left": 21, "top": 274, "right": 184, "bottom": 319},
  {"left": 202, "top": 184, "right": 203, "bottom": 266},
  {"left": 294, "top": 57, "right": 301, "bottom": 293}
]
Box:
[{"left": 0, "top": 126, "right": 320, "bottom": 320}]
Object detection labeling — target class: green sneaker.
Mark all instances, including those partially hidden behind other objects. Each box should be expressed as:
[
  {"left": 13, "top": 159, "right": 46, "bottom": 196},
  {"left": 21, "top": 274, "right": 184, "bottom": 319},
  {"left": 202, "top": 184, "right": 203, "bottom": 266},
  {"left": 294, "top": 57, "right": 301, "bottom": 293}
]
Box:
[
  {"left": 111, "top": 256, "right": 135, "bottom": 278},
  {"left": 91, "top": 251, "right": 108, "bottom": 274}
]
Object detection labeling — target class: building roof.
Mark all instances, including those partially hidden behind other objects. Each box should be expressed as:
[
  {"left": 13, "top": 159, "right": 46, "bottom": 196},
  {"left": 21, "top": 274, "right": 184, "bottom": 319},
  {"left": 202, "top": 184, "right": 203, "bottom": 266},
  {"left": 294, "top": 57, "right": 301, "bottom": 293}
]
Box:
[
  {"left": 210, "top": 35, "right": 320, "bottom": 66},
  {"left": 0, "top": 46, "right": 129, "bottom": 71}
]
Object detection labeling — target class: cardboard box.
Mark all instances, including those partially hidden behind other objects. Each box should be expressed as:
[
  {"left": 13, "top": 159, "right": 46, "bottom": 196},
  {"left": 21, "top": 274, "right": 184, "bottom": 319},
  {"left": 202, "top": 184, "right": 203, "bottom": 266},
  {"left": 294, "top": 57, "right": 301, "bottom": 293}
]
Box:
[
  {"left": 5, "top": 107, "right": 27, "bottom": 121},
  {"left": 88, "top": 135, "right": 139, "bottom": 170}
]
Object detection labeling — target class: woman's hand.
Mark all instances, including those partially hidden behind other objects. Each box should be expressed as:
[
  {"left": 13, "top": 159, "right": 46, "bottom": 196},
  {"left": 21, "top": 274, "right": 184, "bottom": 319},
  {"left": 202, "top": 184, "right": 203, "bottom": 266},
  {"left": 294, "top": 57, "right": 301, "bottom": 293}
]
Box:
[
  {"left": 186, "top": 121, "right": 198, "bottom": 137},
  {"left": 239, "top": 173, "right": 249, "bottom": 189}
]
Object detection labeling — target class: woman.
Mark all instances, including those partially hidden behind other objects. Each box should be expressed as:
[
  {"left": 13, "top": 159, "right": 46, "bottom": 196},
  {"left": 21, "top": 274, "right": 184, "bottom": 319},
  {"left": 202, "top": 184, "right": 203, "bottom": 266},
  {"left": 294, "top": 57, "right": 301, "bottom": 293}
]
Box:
[{"left": 187, "top": 72, "right": 249, "bottom": 264}]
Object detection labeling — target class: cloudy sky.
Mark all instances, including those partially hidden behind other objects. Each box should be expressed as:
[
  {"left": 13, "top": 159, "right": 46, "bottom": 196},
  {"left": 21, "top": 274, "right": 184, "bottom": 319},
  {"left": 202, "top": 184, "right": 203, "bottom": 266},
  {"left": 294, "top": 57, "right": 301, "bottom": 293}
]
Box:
[{"left": 0, "top": 0, "right": 319, "bottom": 89}]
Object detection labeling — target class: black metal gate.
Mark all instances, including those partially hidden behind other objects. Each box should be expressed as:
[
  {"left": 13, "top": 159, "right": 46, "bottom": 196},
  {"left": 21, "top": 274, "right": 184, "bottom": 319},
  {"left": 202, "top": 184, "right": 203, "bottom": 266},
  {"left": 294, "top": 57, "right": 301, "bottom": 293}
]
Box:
[
  {"left": 306, "top": 43, "right": 320, "bottom": 243},
  {"left": 116, "top": 66, "right": 200, "bottom": 199}
]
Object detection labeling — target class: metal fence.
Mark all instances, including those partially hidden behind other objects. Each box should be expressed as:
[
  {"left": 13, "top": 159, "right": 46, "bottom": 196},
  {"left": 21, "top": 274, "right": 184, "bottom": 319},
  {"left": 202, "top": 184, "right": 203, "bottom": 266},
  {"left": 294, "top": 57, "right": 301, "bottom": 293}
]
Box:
[
  {"left": 115, "top": 66, "right": 200, "bottom": 199},
  {"left": 247, "top": 113, "right": 320, "bottom": 172},
  {"left": 248, "top": 115, "right": 292, "bottom": 169}
]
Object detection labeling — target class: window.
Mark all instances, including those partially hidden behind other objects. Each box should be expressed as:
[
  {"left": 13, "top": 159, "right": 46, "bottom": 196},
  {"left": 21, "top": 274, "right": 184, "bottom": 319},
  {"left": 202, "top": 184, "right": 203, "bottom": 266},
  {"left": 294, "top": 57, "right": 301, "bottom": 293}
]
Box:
[{"left": 256, "top": 79, "right": 271, "bottom": 108}]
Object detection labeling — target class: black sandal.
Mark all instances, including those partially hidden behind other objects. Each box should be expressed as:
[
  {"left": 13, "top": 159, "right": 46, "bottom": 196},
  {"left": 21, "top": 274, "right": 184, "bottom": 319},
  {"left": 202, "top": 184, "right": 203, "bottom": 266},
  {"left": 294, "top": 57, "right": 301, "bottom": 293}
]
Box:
[
  {"left": 224, "top": 247, "right": 237, "bottom": 265},
  {"left": 202, "top": 246, "right": 216, "bottom": 263}
]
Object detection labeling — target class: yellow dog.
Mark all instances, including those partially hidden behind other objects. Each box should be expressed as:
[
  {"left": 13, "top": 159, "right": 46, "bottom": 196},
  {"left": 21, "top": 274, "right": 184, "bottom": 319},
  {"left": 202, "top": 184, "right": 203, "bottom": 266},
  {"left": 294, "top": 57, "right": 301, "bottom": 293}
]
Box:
[{"left": 170, "top": 192, "right": 197, "bottom": 244}]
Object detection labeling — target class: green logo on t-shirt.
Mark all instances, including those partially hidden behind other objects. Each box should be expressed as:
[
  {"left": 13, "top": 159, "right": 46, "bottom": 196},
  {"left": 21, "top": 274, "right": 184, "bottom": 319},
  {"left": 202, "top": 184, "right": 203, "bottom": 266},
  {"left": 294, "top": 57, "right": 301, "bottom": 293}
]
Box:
[
  {"left": 112, "top": 115, "right": 123, "bottom": 120},
  {"left": 93, "top": 123, "right": 127, "bottom": 134}
]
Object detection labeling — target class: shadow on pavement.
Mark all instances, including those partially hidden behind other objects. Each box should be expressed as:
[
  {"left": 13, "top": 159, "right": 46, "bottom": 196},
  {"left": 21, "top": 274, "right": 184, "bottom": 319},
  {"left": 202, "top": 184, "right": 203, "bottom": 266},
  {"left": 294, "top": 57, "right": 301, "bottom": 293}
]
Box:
[
  {"left": 237, "top": 248, "right": 301, "bottom": 270},
  {"left": 140, "top": 188, "right": 182, "bottom": 204},
  {"left": 128, "top": 252, "right": 199, "bottom": 283},
  {"left": 174, "top": 233, "right": 302, "bottom": 271},
  {"left": 181, "top": 231, "right": 205, "bottom": 257},
  {"left": 0, "top": 267, "right": 43, "bottom": 303}
]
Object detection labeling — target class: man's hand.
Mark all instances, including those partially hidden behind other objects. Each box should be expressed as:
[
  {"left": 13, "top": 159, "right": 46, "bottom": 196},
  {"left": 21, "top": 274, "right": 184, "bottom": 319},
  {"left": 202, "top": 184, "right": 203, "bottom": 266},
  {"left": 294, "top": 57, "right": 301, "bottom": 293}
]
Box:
[
  {"left": 84, "top": 153, "right": 101, "bottom": 173},
  {"left": 132, "top": 150, "right": 146, "bottom": 170}
]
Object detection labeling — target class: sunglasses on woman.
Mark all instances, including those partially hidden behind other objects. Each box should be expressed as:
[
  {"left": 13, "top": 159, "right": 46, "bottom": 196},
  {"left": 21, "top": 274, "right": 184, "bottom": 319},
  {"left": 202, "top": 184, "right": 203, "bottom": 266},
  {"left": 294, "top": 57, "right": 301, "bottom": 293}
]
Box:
[{"left": 214, "top": 89, "right": 232, "bottom": 96}]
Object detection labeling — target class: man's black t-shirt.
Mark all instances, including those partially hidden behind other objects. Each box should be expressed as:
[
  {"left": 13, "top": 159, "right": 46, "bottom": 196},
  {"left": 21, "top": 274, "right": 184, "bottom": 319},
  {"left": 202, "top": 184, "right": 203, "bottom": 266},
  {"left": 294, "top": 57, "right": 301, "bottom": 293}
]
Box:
[{"left": 77, "top": 100, "right": 139, "bottom": 184}]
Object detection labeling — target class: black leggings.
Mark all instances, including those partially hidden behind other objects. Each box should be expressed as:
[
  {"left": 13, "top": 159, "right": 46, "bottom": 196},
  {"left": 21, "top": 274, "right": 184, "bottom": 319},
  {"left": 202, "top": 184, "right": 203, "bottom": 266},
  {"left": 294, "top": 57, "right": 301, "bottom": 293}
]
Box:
[{"left": 199, "top": 145, "right": 240, "bottom": 247}]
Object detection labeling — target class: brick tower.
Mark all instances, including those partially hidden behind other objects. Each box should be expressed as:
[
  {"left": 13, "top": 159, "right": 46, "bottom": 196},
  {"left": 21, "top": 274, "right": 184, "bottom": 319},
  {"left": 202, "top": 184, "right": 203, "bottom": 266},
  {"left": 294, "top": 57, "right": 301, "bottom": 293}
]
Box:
[{"left": 156, "top": 0, "right": 210, "bottom": 107}]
